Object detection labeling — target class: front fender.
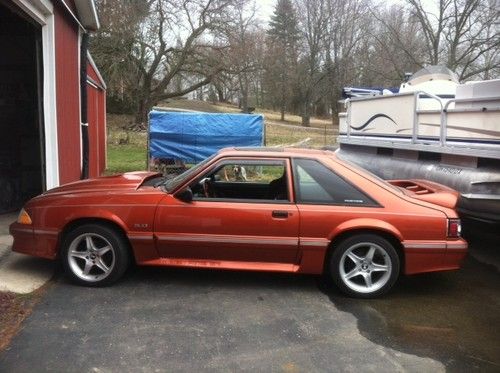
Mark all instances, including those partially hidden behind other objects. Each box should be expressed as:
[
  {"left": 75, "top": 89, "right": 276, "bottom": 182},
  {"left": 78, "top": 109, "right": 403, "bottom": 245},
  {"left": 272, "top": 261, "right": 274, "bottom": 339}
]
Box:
[{"left": 62, "top": 208, "right": 129, "bottom": 233}]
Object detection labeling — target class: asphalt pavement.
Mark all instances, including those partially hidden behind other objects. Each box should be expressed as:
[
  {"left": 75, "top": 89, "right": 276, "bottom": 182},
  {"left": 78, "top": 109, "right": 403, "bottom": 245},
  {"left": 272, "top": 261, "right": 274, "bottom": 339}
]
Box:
[
  {"left": 1, "top": 236, "right": 499, "bottom": 372},
  {"left": 1, "top": 216, "right": 499, "bottom": 372}
]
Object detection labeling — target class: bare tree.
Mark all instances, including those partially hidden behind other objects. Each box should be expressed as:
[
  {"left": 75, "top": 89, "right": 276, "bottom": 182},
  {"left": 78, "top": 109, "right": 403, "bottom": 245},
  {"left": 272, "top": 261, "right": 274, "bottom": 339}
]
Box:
[
  {"left": 364, "top": 4, "right": 427, "bottom": 85},
  {"left": 131, "top": 0, "right": 241, "bottom": 126},
  {"left": 90, "top": 0, "right": 151, "bottom": 114},
  {"left": 406, "top": 0, "right": 500, "bottom": 80},
  {"left": 92, "top": 0, "right": 242, "bottom": 127},
  {"left": 92, "top": 0, "right": 500, "bottom": 126},
  {"left": 222, "top": 1, "right": 263, "bottom": 112},
  {"left": 323, "top": 0, "right": 373, "bottom": 122},
  {"left": 295, "top": 0, "right": 329, "bottom": 127}
]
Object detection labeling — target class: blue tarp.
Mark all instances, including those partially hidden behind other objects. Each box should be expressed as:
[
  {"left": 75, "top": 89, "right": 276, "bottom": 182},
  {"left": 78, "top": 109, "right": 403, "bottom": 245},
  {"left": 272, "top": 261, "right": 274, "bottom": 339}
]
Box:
[{"left": 149, "top": 111, "right": 264, "bottom": 162}]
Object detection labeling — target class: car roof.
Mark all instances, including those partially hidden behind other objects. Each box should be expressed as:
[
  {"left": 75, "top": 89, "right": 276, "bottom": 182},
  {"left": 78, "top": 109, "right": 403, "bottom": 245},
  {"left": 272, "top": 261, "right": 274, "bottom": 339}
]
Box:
[{"left": 218, "top": 147, "right": 337, "bottom": 159}]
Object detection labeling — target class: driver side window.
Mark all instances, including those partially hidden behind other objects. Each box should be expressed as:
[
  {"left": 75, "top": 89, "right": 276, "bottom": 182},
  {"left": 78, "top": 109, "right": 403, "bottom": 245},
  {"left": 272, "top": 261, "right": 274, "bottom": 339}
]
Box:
[{"left": 189, "top": 160, "right": 289, "bottom": 202}]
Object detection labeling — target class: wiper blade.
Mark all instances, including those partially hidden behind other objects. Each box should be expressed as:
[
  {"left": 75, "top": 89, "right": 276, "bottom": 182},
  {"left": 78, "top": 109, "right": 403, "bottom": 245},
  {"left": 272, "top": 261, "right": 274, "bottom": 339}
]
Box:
[
  {"left": 154, "top": 175, "right": 177, "bottom": 189},
  {"left": 154, "top": 178, "right": 167, "bottom": 188}
]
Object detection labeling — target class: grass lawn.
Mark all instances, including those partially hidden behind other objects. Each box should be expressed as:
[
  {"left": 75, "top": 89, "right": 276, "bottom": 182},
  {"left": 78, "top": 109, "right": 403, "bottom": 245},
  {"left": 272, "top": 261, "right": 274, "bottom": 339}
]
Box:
[
  {"left": 106, "top": 144, "right": 148, "bottom": 174},
  {"left": 105, "top": 128, "right": 149, "bottom": 174},
  {"left": 105, "top": 100, "right": 339, "bottom": 175}
]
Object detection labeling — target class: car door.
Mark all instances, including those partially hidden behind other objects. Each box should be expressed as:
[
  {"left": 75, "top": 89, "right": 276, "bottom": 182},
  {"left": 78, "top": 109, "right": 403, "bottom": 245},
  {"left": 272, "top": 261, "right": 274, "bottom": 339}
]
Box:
[{"left": 154, "top": 158, "right": 300, "bottom": 264}]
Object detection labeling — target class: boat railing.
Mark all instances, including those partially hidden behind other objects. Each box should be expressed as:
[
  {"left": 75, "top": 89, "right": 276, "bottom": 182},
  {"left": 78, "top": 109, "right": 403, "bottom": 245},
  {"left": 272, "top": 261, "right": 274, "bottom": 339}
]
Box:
[
  {"left": 344, "top": 90, "right": 499, "bottom": 148},
  {"left": 344, "top": 91, "right": 446, "bottom": 143},
  {"left": 441, "top": 96, "right": 500, "bottom": 147},
  {"left": 413, "top": 91, "right": 444, "bottom": 145}
]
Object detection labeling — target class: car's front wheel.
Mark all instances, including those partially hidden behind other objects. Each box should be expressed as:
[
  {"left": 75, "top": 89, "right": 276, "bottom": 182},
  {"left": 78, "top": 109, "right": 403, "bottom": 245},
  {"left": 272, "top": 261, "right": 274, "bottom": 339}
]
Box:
[
  {"left": 61, "top": 224, "right": 130, "bottom": 286},
  {"left": 330, "top": 234, "right": 400, "bottom": 298}
]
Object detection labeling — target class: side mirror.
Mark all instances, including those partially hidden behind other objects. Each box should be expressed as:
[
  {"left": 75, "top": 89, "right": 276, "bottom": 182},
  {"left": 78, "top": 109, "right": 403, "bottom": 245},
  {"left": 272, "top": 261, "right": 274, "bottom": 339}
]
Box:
[{"left": 176, "top": 187, "right": 193, "bottom": 203}]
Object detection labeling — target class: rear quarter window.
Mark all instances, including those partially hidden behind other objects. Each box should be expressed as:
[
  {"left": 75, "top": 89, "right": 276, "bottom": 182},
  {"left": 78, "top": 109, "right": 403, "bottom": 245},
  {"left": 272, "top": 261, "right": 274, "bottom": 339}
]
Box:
[{"left": 293, "top": 158, "right": 378, "bottom": 206}]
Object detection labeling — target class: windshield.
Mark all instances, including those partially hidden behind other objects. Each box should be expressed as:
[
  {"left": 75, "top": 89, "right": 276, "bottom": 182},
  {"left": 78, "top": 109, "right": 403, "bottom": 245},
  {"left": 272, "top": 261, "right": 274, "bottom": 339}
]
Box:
[{"left": 162, "top": 154, "right": 217, "bottom": 192}]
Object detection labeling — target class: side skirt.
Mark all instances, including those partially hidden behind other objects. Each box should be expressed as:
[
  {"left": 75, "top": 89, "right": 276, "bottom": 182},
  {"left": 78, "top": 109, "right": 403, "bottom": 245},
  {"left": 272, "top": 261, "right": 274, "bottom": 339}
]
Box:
[{"left": 137, "top": 257, "right": 300, "bottom": 273}]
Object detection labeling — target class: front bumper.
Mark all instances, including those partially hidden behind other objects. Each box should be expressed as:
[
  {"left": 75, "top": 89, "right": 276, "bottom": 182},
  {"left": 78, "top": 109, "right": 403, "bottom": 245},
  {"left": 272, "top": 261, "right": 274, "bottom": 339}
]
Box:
[{"left": 10, "top": 222, "right": 58, "bottom": 259}]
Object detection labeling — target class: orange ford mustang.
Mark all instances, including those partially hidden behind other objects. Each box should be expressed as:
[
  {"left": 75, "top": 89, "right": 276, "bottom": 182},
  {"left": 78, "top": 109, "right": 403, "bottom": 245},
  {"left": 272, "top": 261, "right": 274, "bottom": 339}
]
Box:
[{"left": 10, "top": 148, "right": 467, "bottom": 298}]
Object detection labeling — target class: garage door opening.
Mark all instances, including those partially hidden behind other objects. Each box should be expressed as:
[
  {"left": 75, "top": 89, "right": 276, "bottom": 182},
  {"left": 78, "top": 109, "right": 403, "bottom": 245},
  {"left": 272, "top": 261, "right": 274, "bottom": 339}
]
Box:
[{"left": 0, "top": 2, "right": 45, "bottom": 214}]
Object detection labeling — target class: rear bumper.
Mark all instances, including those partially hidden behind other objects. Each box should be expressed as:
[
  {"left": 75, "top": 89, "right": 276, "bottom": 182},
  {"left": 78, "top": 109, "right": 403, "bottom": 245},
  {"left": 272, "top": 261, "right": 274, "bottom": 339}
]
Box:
[
  {"left": 403, "top": 239, "right": 468, "bottom": 275},
  {"left": 10, "top": 222, "right": 58, "bottom": 260}
]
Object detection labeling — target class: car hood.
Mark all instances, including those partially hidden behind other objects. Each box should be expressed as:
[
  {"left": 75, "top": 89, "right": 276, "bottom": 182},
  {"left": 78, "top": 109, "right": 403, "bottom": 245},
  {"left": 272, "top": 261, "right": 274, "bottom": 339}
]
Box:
[
  {"left": 388, "top": 179, "right": 459, "bottom": 209},
  {"left": 44, "top": 172, "right": 161, "bottom": 196}
]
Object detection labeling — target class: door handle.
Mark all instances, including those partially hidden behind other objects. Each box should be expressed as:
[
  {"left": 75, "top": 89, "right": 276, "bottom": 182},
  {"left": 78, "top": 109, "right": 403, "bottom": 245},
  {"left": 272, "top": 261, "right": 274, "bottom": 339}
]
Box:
[{"left": 272, "top": 210, "right": 289, "bottom": 219}]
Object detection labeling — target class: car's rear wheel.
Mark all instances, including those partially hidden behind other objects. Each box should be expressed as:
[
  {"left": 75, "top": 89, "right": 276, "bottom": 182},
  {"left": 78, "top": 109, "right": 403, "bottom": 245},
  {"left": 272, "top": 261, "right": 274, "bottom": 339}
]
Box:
[
  {"left": 330, "top": 234, "right": 400, "bottom": 298},
  {"left": 61, "top": 224, "right": 129, "bottom": 286}
]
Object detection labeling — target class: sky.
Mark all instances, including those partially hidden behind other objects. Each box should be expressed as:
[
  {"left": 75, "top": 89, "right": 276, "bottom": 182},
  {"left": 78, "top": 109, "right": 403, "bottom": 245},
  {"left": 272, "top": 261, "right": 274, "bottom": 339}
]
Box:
[
  {"left": 255, "top": 0, "right": 276, "bottom": 23},
  {"left": 254, "top": 0, "right": 444, "bottom": 24}
]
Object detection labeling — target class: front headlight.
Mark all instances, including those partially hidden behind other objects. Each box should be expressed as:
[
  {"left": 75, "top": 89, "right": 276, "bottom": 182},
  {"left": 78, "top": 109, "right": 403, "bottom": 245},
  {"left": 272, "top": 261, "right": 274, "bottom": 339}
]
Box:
[{"left": 17, "top": 208, "right": 32, "bottom": 225}]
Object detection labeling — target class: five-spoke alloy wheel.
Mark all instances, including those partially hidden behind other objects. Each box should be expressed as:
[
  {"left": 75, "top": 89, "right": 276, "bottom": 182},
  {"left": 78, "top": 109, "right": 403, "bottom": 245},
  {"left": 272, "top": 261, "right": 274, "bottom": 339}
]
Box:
[
  {"left": 62, "top": 224, "right": 130, "bottom": 286},
  {"left": 330, "top": 234, "right": 400, "bottom": 298}
]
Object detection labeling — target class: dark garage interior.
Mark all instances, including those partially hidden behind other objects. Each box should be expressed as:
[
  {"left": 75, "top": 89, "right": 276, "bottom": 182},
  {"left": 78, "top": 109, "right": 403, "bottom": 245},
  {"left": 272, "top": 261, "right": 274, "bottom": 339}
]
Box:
[{"left": 0, "top": 2, "right": 44, "bottom": 213}]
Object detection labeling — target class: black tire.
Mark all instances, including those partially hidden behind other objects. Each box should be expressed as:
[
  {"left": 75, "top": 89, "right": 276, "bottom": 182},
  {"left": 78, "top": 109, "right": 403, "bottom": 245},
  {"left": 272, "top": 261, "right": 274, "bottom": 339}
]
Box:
[
  {"left": 329, "top": 234, "right": 400, "bottom": 298},
  {"left": 61, "top": 224, "right": 130, "bottom": 286}
]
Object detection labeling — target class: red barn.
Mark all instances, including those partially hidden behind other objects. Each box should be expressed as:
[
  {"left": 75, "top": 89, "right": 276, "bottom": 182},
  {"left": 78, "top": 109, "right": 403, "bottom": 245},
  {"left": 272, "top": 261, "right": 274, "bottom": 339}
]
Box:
[{"left": 0, "top": 0, "right": 106, "bottom": 213}]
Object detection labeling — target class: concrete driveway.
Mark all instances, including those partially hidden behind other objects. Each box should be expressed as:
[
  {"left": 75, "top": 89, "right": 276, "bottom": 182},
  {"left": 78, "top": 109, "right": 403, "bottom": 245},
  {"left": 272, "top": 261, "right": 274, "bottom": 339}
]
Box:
[
  {"left": 0, "top": 213, "right": 54, "bottom": 294},
  {"left": 0, "top": 239, "right": 499, "bottom": 372}
]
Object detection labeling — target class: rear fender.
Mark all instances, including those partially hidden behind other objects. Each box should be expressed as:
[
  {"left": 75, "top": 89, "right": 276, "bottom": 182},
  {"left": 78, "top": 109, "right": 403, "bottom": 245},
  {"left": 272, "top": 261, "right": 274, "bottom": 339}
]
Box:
[{"left": 329, "top": 218, "right": 403, "bottom": 242}]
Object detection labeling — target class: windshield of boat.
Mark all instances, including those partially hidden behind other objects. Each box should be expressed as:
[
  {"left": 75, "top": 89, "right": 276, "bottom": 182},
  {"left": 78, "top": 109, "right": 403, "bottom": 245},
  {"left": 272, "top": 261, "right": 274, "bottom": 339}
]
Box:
[{"left": 161, "top": 154, "right": 217, "bottom": 192}]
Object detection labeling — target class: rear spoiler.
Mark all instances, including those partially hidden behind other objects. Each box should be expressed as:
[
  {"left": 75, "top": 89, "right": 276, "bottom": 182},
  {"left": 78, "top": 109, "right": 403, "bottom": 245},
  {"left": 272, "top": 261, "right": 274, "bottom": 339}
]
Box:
[{"left": 388, "top": 179, "right": 459, "bottom": 209}]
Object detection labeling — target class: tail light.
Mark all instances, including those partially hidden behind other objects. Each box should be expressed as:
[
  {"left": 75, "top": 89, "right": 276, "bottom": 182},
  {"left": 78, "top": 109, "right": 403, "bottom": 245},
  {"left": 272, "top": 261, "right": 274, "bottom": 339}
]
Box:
[{"left": 447, "top": 219, "right": 461, "bottom": 238}]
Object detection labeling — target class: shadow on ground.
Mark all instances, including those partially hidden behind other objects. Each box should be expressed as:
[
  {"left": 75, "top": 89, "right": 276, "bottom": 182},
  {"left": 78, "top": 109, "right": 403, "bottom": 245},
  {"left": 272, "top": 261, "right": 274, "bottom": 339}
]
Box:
[
  {"left": 117, "top": 231, "right": 500, "bottom": 372},
  {"left": 319, "top": 257, "right": 500, "bottom": 372}
]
